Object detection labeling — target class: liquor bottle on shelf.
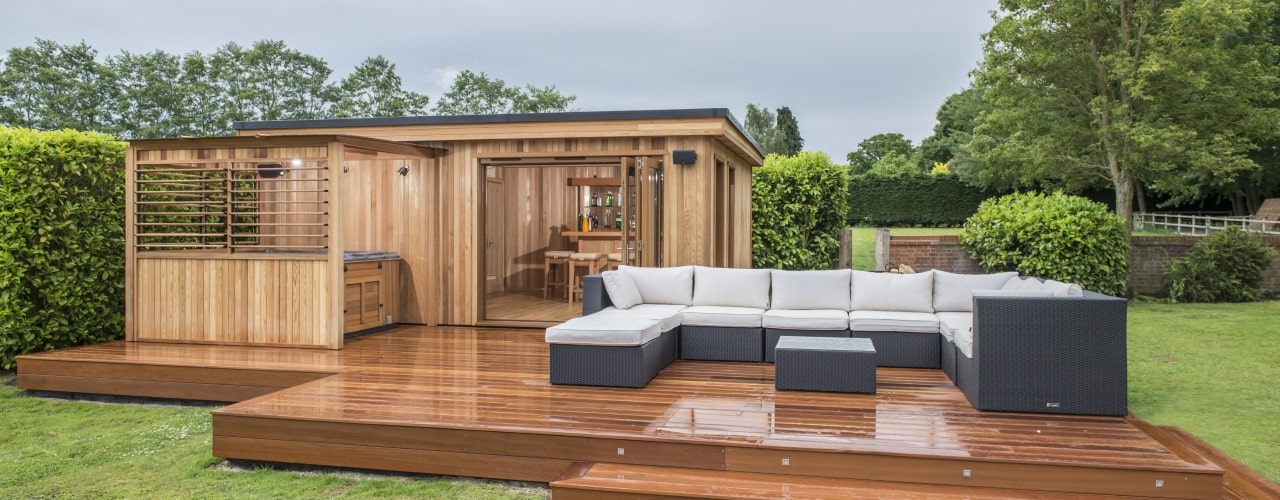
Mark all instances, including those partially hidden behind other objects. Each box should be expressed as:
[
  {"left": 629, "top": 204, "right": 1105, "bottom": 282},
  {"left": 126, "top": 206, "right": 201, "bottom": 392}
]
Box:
[
  {"left": 590, "top": 214, "right": 599, "bottom": 230},
  {"left": 605, "top": 191, "right": 613, "bottom": 207},
  {"left": 615, "top": 211, "right": 623, "bottom": 229},
  {"left": 591, "top": 192, "right": 600, "bottom": 207},
  {"left": 603, "top": 209, "right": 612, "bottom": 229},
  {"left": 581, "top": 213, "right": 590, "bottom": 232}
]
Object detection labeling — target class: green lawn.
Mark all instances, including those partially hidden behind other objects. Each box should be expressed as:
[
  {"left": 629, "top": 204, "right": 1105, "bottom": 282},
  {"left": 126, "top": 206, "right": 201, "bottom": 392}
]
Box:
[
  {"left": 0, "top": 378, "right": 541, "bottom": 499},
  {"left": 1127, "top": 300, "right": 1280, "bottom": 482}
]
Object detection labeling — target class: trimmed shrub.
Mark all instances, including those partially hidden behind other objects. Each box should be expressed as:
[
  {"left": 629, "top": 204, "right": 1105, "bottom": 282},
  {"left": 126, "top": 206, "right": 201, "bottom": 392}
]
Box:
[
  {"left": 0, "top": 127, "right": 126, "bottom": 369},
  {"left": 959, "top": 192, "right": 1129, "bottom": 296},
  {"left": 1164, "top": 228, "right": 1276, "bottom": 302},
  {"left": 752, "top": 152, "right": 849, "bottom": 269},
  {"left": 848, "top": 173, "right": 997, "bottom": 227}
]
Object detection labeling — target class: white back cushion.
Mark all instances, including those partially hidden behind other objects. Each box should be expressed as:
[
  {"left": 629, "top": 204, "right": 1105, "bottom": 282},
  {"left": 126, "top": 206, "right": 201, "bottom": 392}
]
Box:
[
  {"left": 619, "top": 265, "right": 694, "bottom": 305},
  {"left": 692, "top": 266, "right": 772, "bottom": 309},
  {"left": 932, "top": 271, "right": 1018, "bottom": 312},
  {"left": 601, "top": 270, "right": 643, "bottom": 309},
  {"left": 850, "top": 270, "right": 935, "bottom": 313},
  {"left": 770, "top": 269, "right": 852, "bottom": 310},
  {"left": 1043, "top": 279, "right": 1085, "bottom": 297}
]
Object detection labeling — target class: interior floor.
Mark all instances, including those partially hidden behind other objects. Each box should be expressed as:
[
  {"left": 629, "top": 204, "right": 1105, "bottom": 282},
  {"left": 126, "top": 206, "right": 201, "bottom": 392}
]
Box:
[{"left": 484, "top": 289, "right": 582, "bottom": 323}]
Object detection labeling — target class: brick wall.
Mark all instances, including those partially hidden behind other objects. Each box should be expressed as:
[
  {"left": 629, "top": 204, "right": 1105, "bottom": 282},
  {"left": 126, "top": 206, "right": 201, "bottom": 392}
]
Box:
[
  {"left": 887, "top": 235, "right": 984, "bottom": 274},
  {"left": 1128, "top": 235, "right": 1280, "bottom": 295},
  {"left": 886, "top": 234, "right": 1280, "bottom": 296}
]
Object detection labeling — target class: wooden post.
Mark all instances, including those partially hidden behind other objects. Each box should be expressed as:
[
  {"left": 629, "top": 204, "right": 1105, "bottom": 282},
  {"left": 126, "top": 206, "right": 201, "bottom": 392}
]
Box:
[
  {"left": 874, "top": 228, "right": 891, "bottom": 272},
  {"left": 838, "top": 228, "right": 853, "bottom": 269}
]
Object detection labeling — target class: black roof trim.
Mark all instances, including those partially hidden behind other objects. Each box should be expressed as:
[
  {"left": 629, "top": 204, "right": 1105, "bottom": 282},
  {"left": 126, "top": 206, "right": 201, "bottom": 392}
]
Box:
[{"left": 233, "top": 108, "right": 762, "bottom": 159}]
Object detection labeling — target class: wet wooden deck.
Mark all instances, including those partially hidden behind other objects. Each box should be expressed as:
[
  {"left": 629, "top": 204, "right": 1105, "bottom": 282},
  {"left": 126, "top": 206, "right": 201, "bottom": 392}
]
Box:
[{"left": 17, "top": 326, "right": 1244, "bottom": 498}]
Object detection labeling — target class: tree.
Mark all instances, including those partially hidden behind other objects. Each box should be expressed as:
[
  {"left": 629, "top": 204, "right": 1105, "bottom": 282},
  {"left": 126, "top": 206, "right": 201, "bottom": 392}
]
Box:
[
  {"left": 744, "top": 103, "right": 782, "bottom": 155},
  {"left": 918, "top": 86, "right": 990, "bottom": 175},
  {"left": 867, "top": 151, "right": 920, "bottom": 177},
  {"left": 433, "top": 70, "right": 575, "bottom": 115},
  {"left": 207, "top": 40, "right": 332, "bottom": 129},
  {"left": 0, "top": 39, "right": 117, "bottom": 134},
  {"left": 108, "top": 50, "right": 202, "bottom": 139},
  {"left": 971, "top": 0, "right": 1280, "bottom": 229},
  {"left": 328, "top": 56, "right": 430, "bottom": 118},
  {"left": 775, "top": 106, "right": 803, "bottom": 155},
  {"left": 847, "top": 133, "right": 915, "bottom": 175}
]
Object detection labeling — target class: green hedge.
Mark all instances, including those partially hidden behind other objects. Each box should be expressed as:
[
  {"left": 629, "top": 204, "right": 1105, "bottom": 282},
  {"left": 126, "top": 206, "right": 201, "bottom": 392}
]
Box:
[
  {"left": 1165, "top": 228, "right": 1277, "bottom": 302},
  {"left": 752, "top": 152, "right": 849, "bottom": 269},
  {"left": 960, "top": 192, "right": 1130, "bottom": 296},
  {"left": 848, "top": 174, "right": 996, "bottom": 227},
  {"left": 0, "top": 127, "right": 126, "bottom": 369}
]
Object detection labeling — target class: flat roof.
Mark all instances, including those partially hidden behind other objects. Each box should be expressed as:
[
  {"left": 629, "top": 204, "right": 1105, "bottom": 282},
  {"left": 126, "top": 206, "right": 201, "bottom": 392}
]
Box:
[
  {"left": 128, "top": 134, "right": 439, "bottom": 158},
  {"left": 233, "top": 108, "right": 764, "bottom": 158}
]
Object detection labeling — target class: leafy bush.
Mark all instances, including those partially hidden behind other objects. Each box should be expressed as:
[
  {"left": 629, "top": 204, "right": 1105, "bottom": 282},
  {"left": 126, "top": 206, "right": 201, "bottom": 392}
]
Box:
[
  {"left": 848, "top": 173, "right": 998, "bottom": 227},
  {"left": 0, "top": 127, "right": 126, "bottom": 369},
  {"left": 1165, "top": 228, "right": 1277, "bottom": 302},
  {"left": 752, "top": 152, "right": 849, "bottom": 269},
  {"left": 959, "top": 192, "right": 1129, "bottom": 295}
]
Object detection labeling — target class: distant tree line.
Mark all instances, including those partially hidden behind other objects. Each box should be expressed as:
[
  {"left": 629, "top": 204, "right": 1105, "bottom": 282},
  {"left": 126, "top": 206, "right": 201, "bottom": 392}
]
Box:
[
  {"left": 847, "top": 0, "right": 1280, "bottom": 220},
  {"left": 743, "top": 104, "right": 803, "bottom": 156},
  {"left": 0, "top": 39, "right": 576, "bottom": 139}
]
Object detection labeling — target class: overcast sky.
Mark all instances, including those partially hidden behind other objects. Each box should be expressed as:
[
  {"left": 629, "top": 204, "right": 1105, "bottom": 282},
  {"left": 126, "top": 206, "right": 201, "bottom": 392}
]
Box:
[{"left": 3, "top": 1, "right": 998, "bottom": 158}]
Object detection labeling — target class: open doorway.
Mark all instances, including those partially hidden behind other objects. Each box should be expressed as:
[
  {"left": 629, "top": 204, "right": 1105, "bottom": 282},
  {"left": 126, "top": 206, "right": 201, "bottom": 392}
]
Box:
[{"left": 480, "top": 155, "right": 663, "bottom": 325}]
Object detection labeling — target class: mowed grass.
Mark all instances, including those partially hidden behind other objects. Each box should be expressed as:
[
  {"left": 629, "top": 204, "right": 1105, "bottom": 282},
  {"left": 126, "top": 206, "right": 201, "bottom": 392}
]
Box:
[
  {"left": 0, "top": 378, "right": 542, "bottom": 499},
  {"left": 1127, "top": 300, "right": 1280, "bottom": 482}
]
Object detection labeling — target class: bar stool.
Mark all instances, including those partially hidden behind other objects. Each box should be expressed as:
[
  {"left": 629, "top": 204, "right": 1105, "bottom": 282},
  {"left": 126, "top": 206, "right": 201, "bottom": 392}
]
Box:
[
  {"left": 567, "top": 252, "right": 605, "bottom": 303},
  {"left": 543, "top": 250, "right": 573, "bottom": 299},
  {"left": 606, "top": 252, "right": 623, "bottom": 271}
]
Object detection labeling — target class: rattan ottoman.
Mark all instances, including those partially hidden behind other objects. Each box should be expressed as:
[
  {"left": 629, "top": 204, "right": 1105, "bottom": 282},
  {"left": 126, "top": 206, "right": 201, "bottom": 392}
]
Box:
[{"left": 774, "top": 336, "right": 876, "bottom": 393}]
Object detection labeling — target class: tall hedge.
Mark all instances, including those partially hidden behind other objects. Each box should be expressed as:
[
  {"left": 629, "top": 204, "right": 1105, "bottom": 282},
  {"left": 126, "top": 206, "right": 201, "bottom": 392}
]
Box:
[
  {"left": 960, "top": 192, "right": 1129, "bottom": 296},
  {"left": 752, "top": 152, "right": 849, "bottom": 269},
  {"left": 848, "top": 173, "right": 997, "bottom": 226},
  {"left": 0, "top": 127, "right": 126, "bottom": 369}
]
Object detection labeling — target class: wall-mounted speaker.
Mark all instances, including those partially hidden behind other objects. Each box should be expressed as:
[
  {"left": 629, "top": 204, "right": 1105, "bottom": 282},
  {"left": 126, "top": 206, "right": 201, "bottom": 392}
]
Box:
[{"left": 672, "top": 150, "right": 697, "bottom": 165}]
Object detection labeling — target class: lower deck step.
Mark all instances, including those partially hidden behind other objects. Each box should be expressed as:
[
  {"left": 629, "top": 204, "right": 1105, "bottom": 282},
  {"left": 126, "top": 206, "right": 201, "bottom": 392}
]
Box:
[{"left": 550, "top": 462, "right": 1134, "bottom": 499}]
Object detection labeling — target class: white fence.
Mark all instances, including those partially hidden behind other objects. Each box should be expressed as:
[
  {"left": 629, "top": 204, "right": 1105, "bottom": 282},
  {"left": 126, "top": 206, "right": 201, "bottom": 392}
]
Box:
[{"left": 1133, "top": 213, "right": 1280, "bottom": 236}]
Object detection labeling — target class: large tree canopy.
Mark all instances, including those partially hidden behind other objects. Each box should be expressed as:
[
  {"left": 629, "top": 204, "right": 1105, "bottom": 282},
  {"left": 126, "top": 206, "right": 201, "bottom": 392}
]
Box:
[
  {"left": 0, "top": 39, "right": 579, "bottom": 139},
  {"left": 970, "top": 0, "right": 1280, "bottom": 227}
]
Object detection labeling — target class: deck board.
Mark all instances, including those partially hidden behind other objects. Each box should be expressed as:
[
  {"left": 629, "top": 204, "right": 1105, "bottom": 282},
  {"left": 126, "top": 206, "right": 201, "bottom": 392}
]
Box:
[{"left": 17, "top": 325, "right": 1228, "bottom": 497}]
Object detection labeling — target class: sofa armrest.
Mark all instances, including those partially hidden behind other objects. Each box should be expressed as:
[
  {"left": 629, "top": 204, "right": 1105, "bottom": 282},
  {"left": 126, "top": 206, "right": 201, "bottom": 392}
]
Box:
[
  {"left": 969, "top": 291, "right": 1128, "bottom": 415},
  {"left": 582, "top": 275, "right": 613, "bottom": 316}
]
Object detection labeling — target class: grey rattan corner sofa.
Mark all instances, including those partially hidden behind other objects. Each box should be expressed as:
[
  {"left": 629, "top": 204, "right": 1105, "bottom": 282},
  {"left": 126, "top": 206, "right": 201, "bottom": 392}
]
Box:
[{"left": 545, "top": 266, "right": 1128, "bottom": 416}]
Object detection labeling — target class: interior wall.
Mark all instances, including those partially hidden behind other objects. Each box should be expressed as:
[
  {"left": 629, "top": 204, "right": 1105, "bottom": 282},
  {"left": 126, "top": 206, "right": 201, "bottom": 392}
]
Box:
[{"left": 497, "top": 165, "right": 618, "bottom": 290}]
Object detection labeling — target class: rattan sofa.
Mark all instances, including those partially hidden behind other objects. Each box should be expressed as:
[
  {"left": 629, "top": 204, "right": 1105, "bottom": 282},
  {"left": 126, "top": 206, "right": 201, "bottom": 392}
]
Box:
[{"left": 546, "top": 266, "right": 1128, "bottom": 416}]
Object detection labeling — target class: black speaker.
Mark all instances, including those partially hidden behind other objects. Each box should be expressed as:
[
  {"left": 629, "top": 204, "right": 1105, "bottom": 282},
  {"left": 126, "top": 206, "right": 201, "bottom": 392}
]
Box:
[{"left": 672, "top": 150, "right": 697, "bottom": 165}]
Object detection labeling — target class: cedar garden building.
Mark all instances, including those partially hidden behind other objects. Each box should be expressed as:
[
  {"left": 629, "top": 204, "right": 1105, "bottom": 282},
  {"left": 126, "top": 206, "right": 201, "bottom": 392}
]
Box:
[{"left": 124, "top": 109, "right": 762, "bottom": 348}]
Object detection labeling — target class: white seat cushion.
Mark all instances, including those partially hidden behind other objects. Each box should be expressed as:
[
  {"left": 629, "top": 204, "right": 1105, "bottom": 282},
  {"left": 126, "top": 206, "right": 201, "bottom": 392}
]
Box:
[
  {"left": 932, "top": 271, "right": 1018, "bottom": 312},
  {"left": 601, "top": 270, "right": 643, "bottom": 309},
  {"left": 770, "top": 269, "right": 851, "bottom": 310},
  {"left": 954, "top": 325, "right": 974, "bottom": 359},
  {"left": 681, "top": 305, "right": 765, "bottom": 328},
  {"left": 762, "top": 309, "right": 849, "bottom": 330},
  {"left": 935, "top": 312, "right": 973, "bottom": 343},
  {"left": 545, "top": 316, "right": 661, "bottom": 346},
  {"left": 848, "top": 310, "right": 940, "bottom": 333},
  {"left": 850, "top": 270, "right": 935, "bottom": 313},
  {"left": 692, "top": 266, "right": 772, "bottom": 309},
  {"left": 592, "top": 305, "right": 684, "bottom": 332},
  {"left": 619, "top": 265, "right": 694, "bottom": 305}
]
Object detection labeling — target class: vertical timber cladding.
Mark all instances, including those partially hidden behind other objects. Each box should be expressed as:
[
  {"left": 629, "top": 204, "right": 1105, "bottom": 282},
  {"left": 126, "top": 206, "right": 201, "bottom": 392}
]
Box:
[{"left": 232, "top": 117, "right": 762, "bottom": 326}]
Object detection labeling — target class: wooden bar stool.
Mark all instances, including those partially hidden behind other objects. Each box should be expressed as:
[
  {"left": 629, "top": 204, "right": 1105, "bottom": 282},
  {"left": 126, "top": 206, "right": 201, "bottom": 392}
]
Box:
[
  {"left": 606, "top": 252, "right": 622, "bottom": 271},
  {"left": 543, "top": 250, "right": 573, "bottom": 299},
  {"left": 567, "top": 252, "right": 605, "bottom": 303}
]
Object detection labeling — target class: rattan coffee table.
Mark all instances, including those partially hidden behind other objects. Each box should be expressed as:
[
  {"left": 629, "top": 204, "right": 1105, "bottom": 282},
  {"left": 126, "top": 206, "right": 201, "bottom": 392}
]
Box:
[{"left": 774, "top": 336, "right": 876, "bottom": 393}]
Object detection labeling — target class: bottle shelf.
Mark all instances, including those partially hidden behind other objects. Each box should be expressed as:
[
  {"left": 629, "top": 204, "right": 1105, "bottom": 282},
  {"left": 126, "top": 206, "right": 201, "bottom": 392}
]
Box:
[{"left": 567, "top": 177, "right": 622, "bottom": 187}]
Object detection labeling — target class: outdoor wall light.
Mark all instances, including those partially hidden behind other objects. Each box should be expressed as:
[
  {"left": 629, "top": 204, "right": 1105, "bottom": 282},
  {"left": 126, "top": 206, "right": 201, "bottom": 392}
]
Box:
[
  {"left": 290, "top": 158, "right": 304, "bottom": 167},
  {"left": 397, "top": 163, "right": 410, "bottom": 176}
]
